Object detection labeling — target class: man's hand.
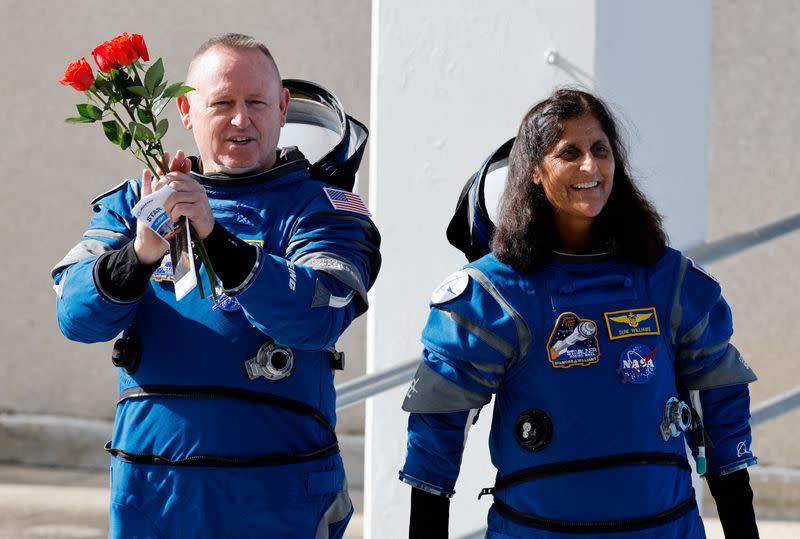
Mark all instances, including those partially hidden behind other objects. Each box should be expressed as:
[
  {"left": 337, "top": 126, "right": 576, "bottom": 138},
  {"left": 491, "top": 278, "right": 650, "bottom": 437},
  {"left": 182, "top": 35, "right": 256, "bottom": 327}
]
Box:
[
  {"left": 159, "top": 150, "right": 215, "bottom": 240},
  {"left": 133, "top": 166, "right": 169, "bottom": 265},
  {"left": 133, "top": 150, "right": 215, "bottom": 265}
]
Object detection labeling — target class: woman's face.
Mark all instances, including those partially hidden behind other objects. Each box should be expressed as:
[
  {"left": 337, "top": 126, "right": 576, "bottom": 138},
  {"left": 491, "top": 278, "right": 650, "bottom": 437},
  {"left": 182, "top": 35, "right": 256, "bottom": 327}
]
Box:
[{"left": 535, "top": 113, "right": 615, "bottom": 231}]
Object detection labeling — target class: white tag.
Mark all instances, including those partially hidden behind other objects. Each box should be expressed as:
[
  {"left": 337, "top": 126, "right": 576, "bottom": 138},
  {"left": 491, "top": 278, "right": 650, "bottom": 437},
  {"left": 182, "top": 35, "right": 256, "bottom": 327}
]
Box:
[
  {"left": 171, "top": 219, "right": 197, "bottom": 301},
  {"left": 131, "top": 186, "right": 197, "bottom": 300},
  {"left": 431, "top": 271, "right": 470, "bottom": 304},
  {"left": 131, "top": 185, "right": 177, "bottom": 244}
]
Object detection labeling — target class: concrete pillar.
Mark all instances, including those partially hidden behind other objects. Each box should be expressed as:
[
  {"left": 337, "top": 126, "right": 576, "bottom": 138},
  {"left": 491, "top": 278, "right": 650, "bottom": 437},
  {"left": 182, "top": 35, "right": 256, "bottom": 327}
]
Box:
[{"left": 366, "top": 1, "right": 710, "bottom": 536}]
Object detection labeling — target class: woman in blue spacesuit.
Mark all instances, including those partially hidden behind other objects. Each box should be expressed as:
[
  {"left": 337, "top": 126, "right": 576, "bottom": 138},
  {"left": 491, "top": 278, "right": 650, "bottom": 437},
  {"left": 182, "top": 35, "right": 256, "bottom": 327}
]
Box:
[{"left": 400, "top": 89, "right": 759, "bottom": 538}]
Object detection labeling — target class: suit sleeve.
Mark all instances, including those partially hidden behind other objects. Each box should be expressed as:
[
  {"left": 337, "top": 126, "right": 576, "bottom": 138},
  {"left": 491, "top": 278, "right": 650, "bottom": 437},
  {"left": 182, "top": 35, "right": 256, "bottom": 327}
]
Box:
[
  {"left": 51, "top": 180, "right": 143, "bottom": 343},
  {"left": 228, "top": 193, "right": 381, "bottom": 351},
  {"left": 672, "top": 257, "right": 757, "bottom": 476},
  {"left": 400, "top": 269, "right": 528, "bottom": 496}
]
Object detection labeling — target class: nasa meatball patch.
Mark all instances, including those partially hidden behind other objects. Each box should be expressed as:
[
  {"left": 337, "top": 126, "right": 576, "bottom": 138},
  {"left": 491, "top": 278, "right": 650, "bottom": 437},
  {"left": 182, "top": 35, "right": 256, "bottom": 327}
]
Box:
[
  {"left": 210, "top": 287, "right": 242, "bottom": 312},
  {"left": 617, "top": 343, "right": 657, "bottom": 384},
  {"left": 546, "top": 312, "right": 600, "bottom": 368},
  {"left": 430, "top": 271, "right": 470, "bottom": 305}
]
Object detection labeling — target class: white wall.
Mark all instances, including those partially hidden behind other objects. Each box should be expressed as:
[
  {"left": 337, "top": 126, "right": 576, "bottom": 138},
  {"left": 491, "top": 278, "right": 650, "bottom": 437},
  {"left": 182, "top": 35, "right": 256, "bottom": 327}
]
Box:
[
  {"left": 595, "top": 1, "right": 711, "bottom": 250},
  {"left": 366, "top": 1, "right": 709, "bottom": 537}
]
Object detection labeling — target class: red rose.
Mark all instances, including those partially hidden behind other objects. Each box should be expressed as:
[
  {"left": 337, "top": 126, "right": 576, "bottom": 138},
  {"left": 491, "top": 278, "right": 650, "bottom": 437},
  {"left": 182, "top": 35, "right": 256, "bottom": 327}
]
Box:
[
  {"left": 110, "top": 33, "right": 140, "bottom": 67},
  {"left": 59, "top": 57, "right": 95, "bottom": 91},
  {"left": 129, "top": 33, "right": 149, "bottom": 62},
  {"left": 92, "top": 41, "right": 121, "bottom": 73}
]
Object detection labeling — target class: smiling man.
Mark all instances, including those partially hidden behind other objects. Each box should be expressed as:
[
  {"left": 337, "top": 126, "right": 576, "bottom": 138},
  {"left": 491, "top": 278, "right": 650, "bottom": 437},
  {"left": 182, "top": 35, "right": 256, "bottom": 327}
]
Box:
[
  {"left": 179, "top": 41, "right": 289, "bottom": 175},
  {"left": 52, "top": 33, "right": 381, "bottom": 538}
]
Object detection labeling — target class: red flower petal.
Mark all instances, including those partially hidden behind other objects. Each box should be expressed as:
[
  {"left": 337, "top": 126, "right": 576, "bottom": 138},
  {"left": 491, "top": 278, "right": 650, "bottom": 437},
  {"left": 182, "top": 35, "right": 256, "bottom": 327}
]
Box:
[
  {"left": 110, "top": 33, "right": 139, "bottom": 67},
  {"left": 130, "top": 34, "right": 149, "bottom": 62},
  {"left": 60, "top": 57, "right": 95, "bottom": 91},
  {"left": 92, "top": 41, "right": 121, "bottom": 73}
]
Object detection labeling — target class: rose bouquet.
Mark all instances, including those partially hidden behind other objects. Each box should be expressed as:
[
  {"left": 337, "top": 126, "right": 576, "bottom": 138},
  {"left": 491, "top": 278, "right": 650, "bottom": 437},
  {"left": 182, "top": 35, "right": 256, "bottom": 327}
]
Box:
[{"left": 61, "top": 33, "right": 218, "bottom": 299}]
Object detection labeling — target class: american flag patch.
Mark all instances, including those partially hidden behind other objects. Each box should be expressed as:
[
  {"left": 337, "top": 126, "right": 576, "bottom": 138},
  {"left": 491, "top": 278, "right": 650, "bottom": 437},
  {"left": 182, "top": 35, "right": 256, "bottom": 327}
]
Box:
[{"left": 323, "top": 187, "right": 371, "bottom": 216}]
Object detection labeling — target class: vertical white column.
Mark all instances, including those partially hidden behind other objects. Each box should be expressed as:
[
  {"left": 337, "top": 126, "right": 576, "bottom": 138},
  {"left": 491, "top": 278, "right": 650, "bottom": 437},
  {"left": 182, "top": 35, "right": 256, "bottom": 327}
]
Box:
[
  {"left": 594, "top": 0, "right": 711, "bottom": 250},
  {"left": 366, "top": 1, "right": 710, "bottom": 537}
]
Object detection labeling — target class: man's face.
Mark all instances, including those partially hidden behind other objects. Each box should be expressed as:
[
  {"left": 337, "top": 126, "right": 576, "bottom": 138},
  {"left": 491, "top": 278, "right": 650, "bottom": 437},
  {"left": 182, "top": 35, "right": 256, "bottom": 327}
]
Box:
[{"left": 178, "top": 46, "right": 289, "bottom": 174}]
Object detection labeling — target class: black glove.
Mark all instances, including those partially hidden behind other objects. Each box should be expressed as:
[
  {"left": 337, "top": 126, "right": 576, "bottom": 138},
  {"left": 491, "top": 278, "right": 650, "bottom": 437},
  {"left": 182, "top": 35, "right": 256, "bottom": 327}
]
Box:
[
  {"left": 707, "top": 468, "right": 759, "bottom": 539},
  {"left": 96, "top": 241, "right": 161, "bottom": 301},
  {"left": 409, "top": 487, "right": 449, "bottom": 539},
  {"left": 201, "top": 222, "right": 258, "bottom": 289}
]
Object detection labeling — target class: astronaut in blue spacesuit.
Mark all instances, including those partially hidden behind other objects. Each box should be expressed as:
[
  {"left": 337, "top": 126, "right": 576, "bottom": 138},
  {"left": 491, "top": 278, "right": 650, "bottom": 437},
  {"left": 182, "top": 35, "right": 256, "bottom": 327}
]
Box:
[
  {"left": 52, "top": 33, "right": 380, "bottom": 538},
  {"left": 400, "top": 89, "right": 758, "bottom": 538}
]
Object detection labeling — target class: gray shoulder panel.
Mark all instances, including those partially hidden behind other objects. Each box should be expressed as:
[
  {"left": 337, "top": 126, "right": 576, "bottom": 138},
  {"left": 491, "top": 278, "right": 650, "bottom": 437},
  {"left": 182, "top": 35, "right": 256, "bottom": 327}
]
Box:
[
  {"left": 439, "top": 307, "right": 515, "bottom": 361},
  {"left": 463, "top": 266, "right": 531, "bottom": 362},
  {"left": 293, "top": 251, "right": 368, "bottom": 303},
  {"left": 402, "top": 361, "right": 492, "bottom": 413},
  {"left": 669, "top": 256, "right": 691, "bottom": 346},
  {"left": 680, "top": 345, "right": 757, "bottom": 390},
  {"left": 51, "top": 239, "right": 114, "bottom": 279}
]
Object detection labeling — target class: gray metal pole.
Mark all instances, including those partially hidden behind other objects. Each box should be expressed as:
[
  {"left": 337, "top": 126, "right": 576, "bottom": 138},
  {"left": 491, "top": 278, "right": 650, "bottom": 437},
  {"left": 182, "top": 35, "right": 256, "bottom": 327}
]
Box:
[
  {"left": 336, "top": 358, "right": 419, "bottom": 410},
  {"left": 751, "top": 387, "right": 800, "bottom": 427}
]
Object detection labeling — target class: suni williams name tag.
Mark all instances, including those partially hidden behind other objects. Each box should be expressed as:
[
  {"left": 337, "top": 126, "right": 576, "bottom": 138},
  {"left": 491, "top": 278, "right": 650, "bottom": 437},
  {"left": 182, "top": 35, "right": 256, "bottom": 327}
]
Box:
[{"left": 131, "top": 185, "right": 197, "bottom": 301}]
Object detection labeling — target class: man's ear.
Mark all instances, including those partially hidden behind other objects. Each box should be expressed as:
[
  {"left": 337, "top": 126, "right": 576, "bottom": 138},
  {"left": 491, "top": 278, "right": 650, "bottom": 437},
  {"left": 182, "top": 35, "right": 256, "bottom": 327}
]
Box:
[
  {"left": 278, "top": 87, "right": 290, "bottom": 127},
  {"left": 177, "top": 95, "right": 192, "bottom": 130}
]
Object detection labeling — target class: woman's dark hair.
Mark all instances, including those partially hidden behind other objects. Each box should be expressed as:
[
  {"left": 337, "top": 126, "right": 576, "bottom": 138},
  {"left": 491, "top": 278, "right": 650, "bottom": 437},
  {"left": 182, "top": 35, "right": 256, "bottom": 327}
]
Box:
[{"left": 491, "top": 88, "right": 667, "bottom": 271}]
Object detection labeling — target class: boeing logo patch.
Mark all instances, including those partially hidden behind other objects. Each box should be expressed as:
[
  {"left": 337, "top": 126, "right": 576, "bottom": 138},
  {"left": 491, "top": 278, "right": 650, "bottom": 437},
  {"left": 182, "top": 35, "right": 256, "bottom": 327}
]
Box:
[
  {"left": 546, "top": 312, "right": 600, "bottom": 368},
  {"left": 604, "top": 307, "right": 660, "bottom": 340},
  {"left": 431, "top": 271, "right": 469, "bottom": 305},
  {"left": 406, "top": 377, "right": 420, "bottom": 400},
  {"left": 737, "top": 441, "right": 752, "bottom": 458},
  {"left": 617, "top": 343, "right": 657, "bottom": 384},
  {"left": 287, "top": 260, "right": 297, "bottom": 291}
]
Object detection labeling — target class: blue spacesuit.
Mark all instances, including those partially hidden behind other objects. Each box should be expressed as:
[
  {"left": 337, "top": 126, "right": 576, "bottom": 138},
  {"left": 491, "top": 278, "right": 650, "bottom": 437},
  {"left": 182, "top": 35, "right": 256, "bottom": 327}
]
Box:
[
  {"left": 52, "top": 144, "right": 380, "bottom": 537},
  {"left": 400, "top": 248, "right": 756, "bottom": 538}
]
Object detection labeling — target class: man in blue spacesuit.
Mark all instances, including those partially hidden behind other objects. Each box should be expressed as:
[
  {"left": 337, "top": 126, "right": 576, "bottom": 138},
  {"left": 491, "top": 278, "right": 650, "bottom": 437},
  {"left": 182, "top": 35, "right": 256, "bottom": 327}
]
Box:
[{"left": 52, "top": 33, "right": 380, "bottom": 538}]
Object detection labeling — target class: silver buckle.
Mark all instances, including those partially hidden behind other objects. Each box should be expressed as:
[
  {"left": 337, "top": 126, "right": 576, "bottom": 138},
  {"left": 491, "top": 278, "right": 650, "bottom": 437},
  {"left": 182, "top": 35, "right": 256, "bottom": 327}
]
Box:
[{"left": 244, "top": 342, "right": 294, "bottom": 381}]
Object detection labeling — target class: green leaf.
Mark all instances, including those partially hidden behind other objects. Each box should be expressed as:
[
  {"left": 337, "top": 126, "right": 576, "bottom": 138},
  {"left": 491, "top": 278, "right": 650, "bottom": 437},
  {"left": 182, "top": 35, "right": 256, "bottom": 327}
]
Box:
[
  {"left": 77, "top": 103, "right": 102, "bottom": 121},
  {"left": 162, "top": 83, "right": 194, "bottom": 98},
  {"left": 128, "top": 121, "right": 155, "bottom": 142},
  {"left": 120, "top": 130, "right": 132, "bottom": 150},
  {"left": 144, "top": 58, "right": 164, "bottom": 96},
  {"left": 155, "top": 118, "right": 169, "bottom": 139},
  {"left": 153, "top": 81, "right": 167, "bottom": 98},
  {"left": 111, "top": 69, "right": 133, "bottom": 93},
  {"left": 137, "top": 108, "right": 154, "bottom": 124},
  {"left": 65, "top": 116, "right": 95, "bottom": 123},
  {"left": 127, "top": 85, "right": 150, "bottom": 99},
  {"left": 93, "top": 79, "right": 115, "bottom": 97},
  {"left": 102, "top": 121, "right": 121, "bottom": 144}
]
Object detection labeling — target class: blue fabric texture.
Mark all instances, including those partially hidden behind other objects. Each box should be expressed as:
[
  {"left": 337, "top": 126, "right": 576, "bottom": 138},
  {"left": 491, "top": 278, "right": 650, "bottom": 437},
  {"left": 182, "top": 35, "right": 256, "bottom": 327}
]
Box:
[
  {"left": 108, "top": 454, "right": 351, "bottom": 538},
  {"left": 401, "top": 249, "right": 754, "bottom": 538},
  {"left": 54, "top": 156, "right": 380, "bottom": 537}
]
